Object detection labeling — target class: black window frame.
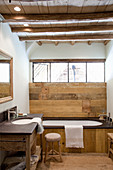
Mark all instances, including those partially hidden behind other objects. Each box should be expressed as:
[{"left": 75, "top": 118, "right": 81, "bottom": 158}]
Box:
[{"left": 32, "top": 61, "right": 105, "bottom": 83}]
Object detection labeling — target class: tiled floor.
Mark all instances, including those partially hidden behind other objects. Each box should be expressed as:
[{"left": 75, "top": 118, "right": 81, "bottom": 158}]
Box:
[{"left": 37, "top": 153, "right": 113, "bottom": 170}]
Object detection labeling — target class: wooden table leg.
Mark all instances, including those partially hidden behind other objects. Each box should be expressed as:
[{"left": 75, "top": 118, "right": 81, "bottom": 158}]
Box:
[{"left": 26, "top": 136, "right": 31, "bottom": 170}]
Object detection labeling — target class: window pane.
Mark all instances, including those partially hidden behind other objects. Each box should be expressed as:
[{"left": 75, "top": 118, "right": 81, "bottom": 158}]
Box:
[
  {"left": 87, "top": 63, "right": 104, "bottom": 82},
  {"left": 51, "top": 63, "right": 68, "bottom": 82},
  {"left": 69, "top": 63, "right": 86, "bottom": 82},
  {"left": 0, "top": 63, "right": 10, "bottom": 82},
  {"left": 33, "top": 63, "right": 50, "bottom": 82}
]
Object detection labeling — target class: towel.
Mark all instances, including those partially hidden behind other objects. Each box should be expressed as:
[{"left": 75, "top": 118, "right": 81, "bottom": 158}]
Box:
[
  {"left": 65, "top": 125, "right": 84, "bottom": 148},
  {"left": 31, "top": 118, "right": 44, "bottom": 134}
]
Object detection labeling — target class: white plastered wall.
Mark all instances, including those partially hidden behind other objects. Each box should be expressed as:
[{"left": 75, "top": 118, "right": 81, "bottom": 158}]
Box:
[
  {"left": 105, "top": 40, "right": 113, "bottom": 118},
  {"left": 0, "top": 23, "right": 29, "bottom": 165},
  {"left": 28, "top": 42, "right": 105, "bottom": 59},
  {"left": 27, "top": 42, "right": 105, "bottom": 82}
]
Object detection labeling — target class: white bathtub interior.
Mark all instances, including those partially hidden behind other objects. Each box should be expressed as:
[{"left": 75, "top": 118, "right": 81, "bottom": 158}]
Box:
[{"left": 43, "top": 120, "right": 102, "bottom": 127}]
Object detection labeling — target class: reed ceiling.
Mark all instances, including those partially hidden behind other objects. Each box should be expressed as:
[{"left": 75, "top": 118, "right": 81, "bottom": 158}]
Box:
[{"left": 0, "top": 0, "right": 113, "bottom": 45}]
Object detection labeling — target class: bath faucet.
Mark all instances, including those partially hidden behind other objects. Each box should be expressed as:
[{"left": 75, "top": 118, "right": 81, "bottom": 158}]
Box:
[
  {"left": 8, "top": 110, "right": 17, "bottom": 121},
  {"left": 99, "top": 114, "right": 107, "bottom": 120},
  {"left": 108, "top": 112, "right": 111, "bottom": 123}
]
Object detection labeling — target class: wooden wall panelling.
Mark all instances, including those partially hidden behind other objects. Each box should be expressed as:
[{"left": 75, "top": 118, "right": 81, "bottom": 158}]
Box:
[{"left": 29, "top": 83, "right": 106, "bottom": 117}]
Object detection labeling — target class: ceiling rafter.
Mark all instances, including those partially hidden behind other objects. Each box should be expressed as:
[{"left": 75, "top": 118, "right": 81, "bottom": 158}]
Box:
[
  {"left": 11, "top": 25, "right": 113, "bottom": 33},
  {"left": 2, "top": 12, "right": 113, "bottom": 23},
  {"left": 19, "top": 34, "right": 113, "bottom": 41}
]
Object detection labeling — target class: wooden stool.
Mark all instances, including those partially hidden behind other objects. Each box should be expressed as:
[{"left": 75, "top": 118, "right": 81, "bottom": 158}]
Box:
[
  {"left": 44, "top": 133, "right": 62, "bottom": 162},
  {"left": 107, "top": 133, "right": 113, "bottom": 157}
]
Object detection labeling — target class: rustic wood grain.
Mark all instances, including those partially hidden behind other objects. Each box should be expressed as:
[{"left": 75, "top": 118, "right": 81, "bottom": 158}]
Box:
[
  {"left": 29, "top": 83, "right": 106, "bottom": 117},
  {"left": 19, "top": 34, "right": 113, "bottom": 41},
  {"left": 37, "top": 128, "right": 113, "bottom": 153},
  {"left": 3, "top": 12, "right": 113, "bottom": 22}
]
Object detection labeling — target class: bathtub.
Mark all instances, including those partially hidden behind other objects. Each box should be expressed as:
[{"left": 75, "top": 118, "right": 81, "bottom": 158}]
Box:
[
  {"left": 39, "top": 118, "right": 113, "bottom": 153},
  {"left": 43, "top": 120, "right": 102, "bottom": 127}
]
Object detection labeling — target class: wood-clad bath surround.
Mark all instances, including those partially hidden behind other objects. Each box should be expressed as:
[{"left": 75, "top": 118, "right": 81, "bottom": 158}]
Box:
[
  {"left": 29, "top": 83, "right": 106, "bottom": 117},
  {"left": 39, "top": 128, "right": 113, "bottom": 153}
]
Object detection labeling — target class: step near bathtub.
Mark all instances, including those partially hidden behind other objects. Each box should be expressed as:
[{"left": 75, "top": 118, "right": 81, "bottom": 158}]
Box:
[{"left": 43, "top": 120, "right": 102, "bottom": 127}]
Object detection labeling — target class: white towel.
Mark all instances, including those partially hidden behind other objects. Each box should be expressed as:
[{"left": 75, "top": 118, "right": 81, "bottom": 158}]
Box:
[
  {"left": 65, "top": 125, "right": 84, "bottom": 148},
  {"left": 31, "top": 118, "right": 44, "bottom": 134}
]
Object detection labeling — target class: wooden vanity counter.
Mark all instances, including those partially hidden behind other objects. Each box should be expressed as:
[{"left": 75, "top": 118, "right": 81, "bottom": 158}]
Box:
[{"left": 0, "top": 114, "right": 43, "bottom": 170}]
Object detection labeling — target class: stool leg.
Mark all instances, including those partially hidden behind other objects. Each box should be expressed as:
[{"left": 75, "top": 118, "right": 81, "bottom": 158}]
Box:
[
  {"left": 44, "top": 141, "right": 48, "bottom": 163},
  {"left": 58, "top": 141, "right": 62, "bottom": 162},
  {"left": 52, "top": 142, "right": 54, "bottom": 155}
]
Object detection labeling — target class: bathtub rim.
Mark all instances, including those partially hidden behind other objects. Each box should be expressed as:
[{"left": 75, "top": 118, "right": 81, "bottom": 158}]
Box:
[{"left": 43, "top": 117, "right": 113, "bottom": 129}]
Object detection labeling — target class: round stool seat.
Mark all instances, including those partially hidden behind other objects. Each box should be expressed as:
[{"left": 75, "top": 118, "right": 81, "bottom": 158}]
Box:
[{"left": 45, "top": 133, "right": 61, "bottom": 142}]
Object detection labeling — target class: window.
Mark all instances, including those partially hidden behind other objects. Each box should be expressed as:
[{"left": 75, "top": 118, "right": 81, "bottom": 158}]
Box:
[
  {"left": 51, "top": 63, "right": 68, "bottom": 82},
  {"left": 33, "top": 63, "right": 50, "bottom": 82},
  {"left": 87, "top": 63, "right": 104, "bottom": 82},
  {"left": 32, "top": 61, "right": 105, "bottom": 83},
  {"left": 69, "top": 63, "right": 86, "bottom": 82},
  {"left": 0, "top": 63, "right": 10, "bottom": 82}
]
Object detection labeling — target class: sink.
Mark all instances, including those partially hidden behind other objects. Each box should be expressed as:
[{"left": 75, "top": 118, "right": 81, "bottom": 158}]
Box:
[{"left": 12, "top": 119, "right": 32, "bottom": 125}]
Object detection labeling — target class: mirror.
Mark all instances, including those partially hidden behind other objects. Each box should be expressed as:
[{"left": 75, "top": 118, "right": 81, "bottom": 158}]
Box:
[{"left": 0, "top": 50, "right": 13, "bottom": 103}]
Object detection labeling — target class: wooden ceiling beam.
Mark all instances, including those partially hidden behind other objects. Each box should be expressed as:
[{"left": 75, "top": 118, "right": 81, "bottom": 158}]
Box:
[
  {"left": 19, "top": 34, "right": 113, "bottom": 41},
  {"left": 35, "top": 40, "right": 105, "bottom": 44},
  {"left": 70, "top": 41, "right": 75, "bottom": 45},
  {"left": 104, "top": 40, "right": 110, "bottom": 45},
  {"left": 54, "top": 41, "right": 59, "bottom": 46},
  {"left": 37, "top": 41, "right": 42, "bottom": 46},
  {"left": 11, "top": 25, "right": 113, "bottom": 33},
  {"left": 2, "top": 12, "right": 113, "bottom": 23},
  {"left": 88, "top": 41, "right": 92, "bottom": 45}
]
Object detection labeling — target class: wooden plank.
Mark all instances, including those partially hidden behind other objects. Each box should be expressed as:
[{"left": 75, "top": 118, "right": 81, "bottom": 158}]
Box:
[
  {"left": 21, "top": 2, "right": 40, "bottom": 14},
  {"left": 19, "top": 34, "right": 113, "bottom": 41},
  {"left": 48, "top": 87, "right": 106, "bottom": 94},
  {"left": 4, "top": 1, "right": 25, "bottom": 14},
  {"left": 83, "top": 129, "right": 96, "bottom": 152},
  {"left": 81, "top": 0, "right": 100, "bottom": 13},
  {"left": 0, "top": 141, "right": 26, "bottom": 151},
  {"left": 0, "top": 134, "right": 26, "bottom": 151},
  {"left": 11, "top": 25, "right": 113, "bottom": 33},
  {"left": 0, "top": 3, "right": 11, "bottom": 13},
  {"left": 30, "top": 82, "right": 106, "bottom": 87},
  {"left": 30, "top": 100, "right": 82, "bottom": 112},
  {"left": 29, "top": 82, "right": 106, "bottom": 117},
  {"left": 95, "top": 0, "right": 110, "bottom": 12},
  {"left": 38, "top": 1, "right": 49, "bottom": 14},
  {"left": 30, "top": 146, "right": 41, "bottom": 170},
  {"left": 91, "top": 100, "right": 106, "bottom": 106},
  {"left": 26, "top": 136, "right": 31, "bottom": 170},
  {"left": 105, "top": 1, "right": 113, "bottom": 12},
  {"left": 82, "top": 100, "right": 91, "bottom": 113},
  {"left": 3, "top": 12, "right": 113, "bottom": 22},
  {"left": 96, "top": 129, "right": 106, "bottom": 153},
  {"left": 40, "top": 128, "right": 113, "bottom": 153},
  {"left": 48, "top": 0, "right": 67, "bottom": 14},
  {"left": 29, "top": 92, "right": 106, "bottom": 101}
]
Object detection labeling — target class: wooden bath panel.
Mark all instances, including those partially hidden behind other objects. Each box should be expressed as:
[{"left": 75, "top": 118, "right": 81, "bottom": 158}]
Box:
[{"left": 37, "top": 128, "right": 113, "bottom": 153}]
